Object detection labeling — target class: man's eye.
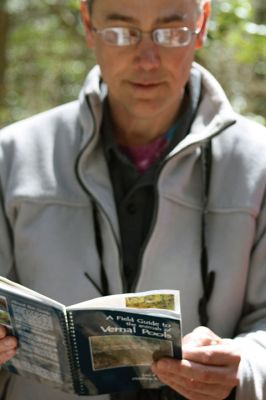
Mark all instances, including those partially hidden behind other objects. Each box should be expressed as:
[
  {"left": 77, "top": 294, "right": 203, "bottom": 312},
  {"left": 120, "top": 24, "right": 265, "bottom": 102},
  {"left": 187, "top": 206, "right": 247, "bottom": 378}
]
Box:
[{"left": 105, "top": 30, "right": 119, "bottom": 43}]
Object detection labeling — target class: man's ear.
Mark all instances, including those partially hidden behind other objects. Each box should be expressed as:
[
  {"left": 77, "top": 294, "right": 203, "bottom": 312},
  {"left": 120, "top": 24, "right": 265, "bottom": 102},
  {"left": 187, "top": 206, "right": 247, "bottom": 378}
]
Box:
[
  {"left": 195, "top": 0, "right": 211, "bottom": 50},
  {"left": 80, "top": 0, "right": 95, "bottom": 49}
]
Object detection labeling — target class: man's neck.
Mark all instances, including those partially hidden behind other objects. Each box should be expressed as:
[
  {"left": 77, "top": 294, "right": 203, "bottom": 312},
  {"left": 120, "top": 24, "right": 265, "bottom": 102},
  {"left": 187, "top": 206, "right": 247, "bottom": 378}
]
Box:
[{"left": 108, "top": 92, "right": 185, "bottom": 147}]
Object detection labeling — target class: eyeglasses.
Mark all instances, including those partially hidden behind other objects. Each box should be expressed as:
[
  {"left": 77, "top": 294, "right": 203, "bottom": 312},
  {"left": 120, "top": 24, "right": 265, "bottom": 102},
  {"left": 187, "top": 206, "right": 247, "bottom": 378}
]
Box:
[{"left": 92, "top": 26, "right": 200, "bottom": 48}]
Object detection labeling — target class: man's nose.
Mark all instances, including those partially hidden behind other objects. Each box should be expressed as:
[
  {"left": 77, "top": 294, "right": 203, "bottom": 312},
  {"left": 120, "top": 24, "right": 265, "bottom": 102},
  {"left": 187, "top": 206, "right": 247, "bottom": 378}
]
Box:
[{"left": 134, "top": 38, "right": 161, "bottom": 70}]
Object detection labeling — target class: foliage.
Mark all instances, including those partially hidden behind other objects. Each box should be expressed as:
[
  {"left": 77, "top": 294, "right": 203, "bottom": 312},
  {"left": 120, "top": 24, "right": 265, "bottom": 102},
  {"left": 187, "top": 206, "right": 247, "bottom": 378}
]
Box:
[
  {"left": 0, "top": 0, "right": 95, "bottom": 126},
  {"left": 0, "top": 0, "right": 265, "bottom": 127},
  {"left": 197, "top": 0, "right": 266, "bottom": 125}
]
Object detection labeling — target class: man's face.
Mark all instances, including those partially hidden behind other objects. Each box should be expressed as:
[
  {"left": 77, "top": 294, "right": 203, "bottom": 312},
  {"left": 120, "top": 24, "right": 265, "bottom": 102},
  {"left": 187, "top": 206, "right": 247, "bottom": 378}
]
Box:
[{"left": 82, "top": 0, "right": 209, "bottom": 121}]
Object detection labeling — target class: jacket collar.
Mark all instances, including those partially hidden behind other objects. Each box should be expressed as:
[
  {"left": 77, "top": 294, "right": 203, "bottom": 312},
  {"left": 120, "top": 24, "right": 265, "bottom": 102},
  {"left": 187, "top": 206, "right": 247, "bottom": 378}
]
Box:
[
  {"left": 79, "top": 62, "right": 236, "bottom": 153},
  {"left": 76, "top": 62, "right": 237, "bottom": 244}
]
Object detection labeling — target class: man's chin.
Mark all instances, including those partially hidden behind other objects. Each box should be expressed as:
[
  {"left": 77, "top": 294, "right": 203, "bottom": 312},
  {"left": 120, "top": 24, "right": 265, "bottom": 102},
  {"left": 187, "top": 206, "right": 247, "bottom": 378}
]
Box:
[{"left": 124, "top": 100, "right": 168, "bottom": 119}]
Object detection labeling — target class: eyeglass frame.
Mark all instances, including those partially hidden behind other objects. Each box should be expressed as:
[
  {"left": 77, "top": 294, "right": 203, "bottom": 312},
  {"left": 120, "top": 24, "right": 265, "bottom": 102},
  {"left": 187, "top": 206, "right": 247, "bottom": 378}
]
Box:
[{"left": 91, "top": 25, "right": 201, "bottom": 48}]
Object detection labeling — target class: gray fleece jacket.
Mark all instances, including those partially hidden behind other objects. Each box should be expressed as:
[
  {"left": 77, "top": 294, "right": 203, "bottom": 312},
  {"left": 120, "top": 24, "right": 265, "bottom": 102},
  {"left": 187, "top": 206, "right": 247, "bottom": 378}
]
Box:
[{"left": 0, "top": 63, "right": 266, "bottom": 399}]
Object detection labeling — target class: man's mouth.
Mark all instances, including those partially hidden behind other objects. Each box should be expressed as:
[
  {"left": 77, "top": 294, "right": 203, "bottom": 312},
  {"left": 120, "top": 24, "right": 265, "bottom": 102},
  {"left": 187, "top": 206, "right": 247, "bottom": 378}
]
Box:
[{"left": 129, "top": 81, "right": 162, "bottom": 89}]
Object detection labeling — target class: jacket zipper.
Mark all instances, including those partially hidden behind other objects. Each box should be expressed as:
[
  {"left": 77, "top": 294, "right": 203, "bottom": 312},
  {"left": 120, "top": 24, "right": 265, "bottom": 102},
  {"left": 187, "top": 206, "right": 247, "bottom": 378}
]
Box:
[
  {"left": 131, "top": 121, "right": 236, "bottom": 292},
  {"left": 75, "top": 96, "right": 124, "bottom": 294},
  {"left": 77, "top": 93, "right": 236, "bottom": 294}
]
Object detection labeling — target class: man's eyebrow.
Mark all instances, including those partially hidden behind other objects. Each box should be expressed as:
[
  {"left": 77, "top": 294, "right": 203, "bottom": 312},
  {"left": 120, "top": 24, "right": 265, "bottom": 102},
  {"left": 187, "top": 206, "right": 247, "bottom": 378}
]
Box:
[
  {"left": 104, "top": 13, "right": 137, "bottom": 23},
  {"left": 155, "top": 13, "right": 187, "bottom": 24},
  {"left": 103, "top": 12, "right": 187, "bottom": 24}
]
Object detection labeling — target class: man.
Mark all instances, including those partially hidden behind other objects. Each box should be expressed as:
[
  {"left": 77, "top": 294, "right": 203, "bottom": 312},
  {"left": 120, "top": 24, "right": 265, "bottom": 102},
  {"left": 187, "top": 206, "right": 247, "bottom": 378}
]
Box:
[{"left": 0, "top": 0, "right": 265, "bottom": 398}]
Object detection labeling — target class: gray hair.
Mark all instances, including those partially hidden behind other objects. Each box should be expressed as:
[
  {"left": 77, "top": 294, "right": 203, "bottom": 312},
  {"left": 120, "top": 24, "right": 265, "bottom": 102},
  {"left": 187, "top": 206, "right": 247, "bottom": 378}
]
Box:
[
  {"left": 87, "top": 0, "right": 208, "bottom": 14},
  {"left": 196, "top": 0, "right": 209, "bottom": 12}
]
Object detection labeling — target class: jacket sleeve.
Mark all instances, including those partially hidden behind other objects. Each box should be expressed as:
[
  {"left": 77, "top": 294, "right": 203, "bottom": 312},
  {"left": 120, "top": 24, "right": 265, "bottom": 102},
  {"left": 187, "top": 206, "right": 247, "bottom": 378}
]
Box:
[
  {"left": 233, "top": 192, "right": 266, "bottom": 400},
  {"left": 0, "top": 131, "right": 18, "bottom": 280},
  {"left": 0, "top": 172, "right": 15, "bottom": 279},
  {"left": 0, "top": 141, "right": 18, "bottom": 391}
]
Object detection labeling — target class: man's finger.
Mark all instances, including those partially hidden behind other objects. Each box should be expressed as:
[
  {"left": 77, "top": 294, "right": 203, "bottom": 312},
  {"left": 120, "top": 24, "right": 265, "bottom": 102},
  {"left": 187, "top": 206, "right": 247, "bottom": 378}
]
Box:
[
  {"left": 183, "top": 343, "right": 241, "bottom": 366},
  {"left": 153, "top": 358, "right": 239, "bottom": 386},
  {"left": 0, "top": 325, "right": 7, "bottom": 339},
  {"left": 0, "top": 349, "right": 17, "bottom": 365},
  {"left": 157, "top": 372, "right": 234, "bottom": 400},
  {"left": 182, "top": 326, "right": 223, "bottom": 347}
]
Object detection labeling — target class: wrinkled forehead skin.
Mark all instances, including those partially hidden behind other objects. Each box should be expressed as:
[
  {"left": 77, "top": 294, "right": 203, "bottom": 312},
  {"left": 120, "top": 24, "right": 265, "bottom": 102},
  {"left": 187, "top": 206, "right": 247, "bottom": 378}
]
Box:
[{"left": 87, "top": 0, "right": 207, "bottom": 13}]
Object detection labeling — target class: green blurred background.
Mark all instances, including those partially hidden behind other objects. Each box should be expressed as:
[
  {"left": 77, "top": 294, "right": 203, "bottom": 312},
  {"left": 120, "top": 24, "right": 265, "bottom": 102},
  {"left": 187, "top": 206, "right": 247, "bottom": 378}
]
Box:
[{"left": 0, "top": 0, "right": 265, "bottom": 128}]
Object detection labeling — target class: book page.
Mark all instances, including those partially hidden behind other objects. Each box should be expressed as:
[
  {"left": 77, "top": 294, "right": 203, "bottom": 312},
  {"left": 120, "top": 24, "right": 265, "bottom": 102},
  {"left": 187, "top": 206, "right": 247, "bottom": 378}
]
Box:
[
  {"left": 0, "top": 280, "right": 73, "bottom": 393},
  {"left": 0, "top": 276, "right": 64, "bottom": 308},
  {"left": 68, "top": 289, "right": 181, "bottom": 315}
]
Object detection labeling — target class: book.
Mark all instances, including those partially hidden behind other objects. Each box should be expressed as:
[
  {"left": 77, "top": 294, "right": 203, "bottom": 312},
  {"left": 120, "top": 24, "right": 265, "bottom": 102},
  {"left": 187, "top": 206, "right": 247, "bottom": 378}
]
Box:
[{"left": 0, "top": 277, "right": 182, "bottom": 396}]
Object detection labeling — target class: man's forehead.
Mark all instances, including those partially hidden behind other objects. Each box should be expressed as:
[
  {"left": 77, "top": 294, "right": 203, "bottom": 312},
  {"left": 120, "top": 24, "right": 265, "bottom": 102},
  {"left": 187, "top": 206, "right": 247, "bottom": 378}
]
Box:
[
  {"left": 89, "top": 0, "right": 201, "bottom": 5},
  {"left": 90, "top": 0, "right": 199, "bottom": 20}
]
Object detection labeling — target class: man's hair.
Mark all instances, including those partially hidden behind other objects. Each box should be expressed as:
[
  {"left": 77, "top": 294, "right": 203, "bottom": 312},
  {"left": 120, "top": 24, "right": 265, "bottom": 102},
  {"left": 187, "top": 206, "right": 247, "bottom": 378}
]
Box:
[
  {"left": 87, "top": 0, "right": 94, "bottom": 13},
  {"left": 87, "top": 0, "right": 208, "bottom": 14},
  {"left": 196, "top": 0, "right": 209, "bottom": 12}
]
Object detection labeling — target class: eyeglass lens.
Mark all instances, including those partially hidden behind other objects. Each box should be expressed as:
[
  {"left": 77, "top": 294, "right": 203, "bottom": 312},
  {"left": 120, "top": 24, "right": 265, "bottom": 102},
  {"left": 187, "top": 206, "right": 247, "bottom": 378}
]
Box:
[{"left": 98, "top": 27, "right": 195, "bottom": 47}]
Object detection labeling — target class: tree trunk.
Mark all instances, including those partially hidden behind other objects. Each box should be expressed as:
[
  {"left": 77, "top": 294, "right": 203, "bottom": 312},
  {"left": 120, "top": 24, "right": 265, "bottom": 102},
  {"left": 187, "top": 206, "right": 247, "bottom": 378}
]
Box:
[
  {"left": 254, "top": 0, "right": 266, "bottom": 24},
  {"left": 0, "top": 4, "right": 9, "bottom": 106}
]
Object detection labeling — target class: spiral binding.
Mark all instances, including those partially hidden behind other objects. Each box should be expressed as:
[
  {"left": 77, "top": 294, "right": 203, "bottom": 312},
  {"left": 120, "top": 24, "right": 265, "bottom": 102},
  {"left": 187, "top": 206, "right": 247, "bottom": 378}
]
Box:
[
  {"left": 57, "top": 311, "right": 75, "bottom": 391},
  {"left": 67, "top": 312, "right": 87, "bottom": 395}
]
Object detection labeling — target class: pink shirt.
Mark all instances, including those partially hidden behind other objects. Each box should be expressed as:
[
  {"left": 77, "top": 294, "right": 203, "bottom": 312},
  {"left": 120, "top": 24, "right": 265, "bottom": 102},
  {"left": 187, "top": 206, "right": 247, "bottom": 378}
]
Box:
[{"left": 119, "top": 135, "right": 168, "bottom": 174}]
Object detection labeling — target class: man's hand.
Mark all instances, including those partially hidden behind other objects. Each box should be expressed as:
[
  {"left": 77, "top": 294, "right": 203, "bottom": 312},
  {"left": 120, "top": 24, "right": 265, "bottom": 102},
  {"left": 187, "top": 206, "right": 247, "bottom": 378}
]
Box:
[
  {"left": 0, "top": 325, "right": 17, "bottom": 364},
  {"left": 152, "top": 327, "right": 241, "bottom": 400}
]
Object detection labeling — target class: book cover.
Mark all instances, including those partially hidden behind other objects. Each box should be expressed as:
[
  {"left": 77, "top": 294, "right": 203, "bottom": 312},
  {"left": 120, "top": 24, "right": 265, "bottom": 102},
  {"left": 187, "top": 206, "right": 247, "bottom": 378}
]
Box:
[{"left": 68, "top": 307, "right": 182, "bottom": 395}]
